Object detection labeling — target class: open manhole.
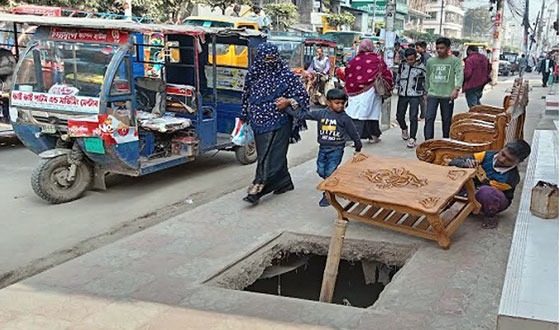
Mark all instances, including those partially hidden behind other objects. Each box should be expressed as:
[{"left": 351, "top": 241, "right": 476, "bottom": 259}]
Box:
[{"left": 205, "top": 233, "right": 415, "bottom": 309}]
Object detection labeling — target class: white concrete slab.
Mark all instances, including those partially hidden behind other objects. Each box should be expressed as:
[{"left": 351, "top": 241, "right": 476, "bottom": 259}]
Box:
[{"left": 497, "top": 130, "right": 559, "bottom": 329}]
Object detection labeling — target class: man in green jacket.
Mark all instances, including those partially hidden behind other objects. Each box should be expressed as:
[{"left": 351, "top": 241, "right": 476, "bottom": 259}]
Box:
[{"left": 424, "top": 37, "right": 464, "bottom": 140}]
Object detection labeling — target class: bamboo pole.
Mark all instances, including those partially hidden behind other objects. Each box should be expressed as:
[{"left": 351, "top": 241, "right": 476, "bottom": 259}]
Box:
[{"left": 319, "top": 218, "right": 348, "bottom": 303}]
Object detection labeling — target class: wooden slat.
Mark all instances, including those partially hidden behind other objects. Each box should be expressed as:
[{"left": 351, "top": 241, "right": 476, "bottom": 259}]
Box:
[
  {"left": 343, "top": 201, "right": 356, "bottom": 211},
  {"left": 376, "top": 209, "right": 393, "bottom": 222},
  {"left": 362, "top": 206, "right": 380, "bottom": 219},
  {"left": 440, "top": 201, "right": 467, "bottom": 228},
  {"left": 399, "top": 214, "right": 421, "bottom": 227},
  {"left": 345, "top": 212, "right": 437, "bottom": 241},
  {"left": 415, "top": 217, "right": 431, "bottom": 230},
  {"left": 446, "top": 204, "right": 475, "bottom": 234},
  {"left": 350, "top": 203, "right": 368, "bottom": 216},
  {"left": 385, "top": 211, "right": 406, "bottom": 224}
]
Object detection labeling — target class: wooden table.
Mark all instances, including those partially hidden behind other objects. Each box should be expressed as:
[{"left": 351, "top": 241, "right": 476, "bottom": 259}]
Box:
[{"left": 317, "top": 153, "right": 480, "bottom": 302}]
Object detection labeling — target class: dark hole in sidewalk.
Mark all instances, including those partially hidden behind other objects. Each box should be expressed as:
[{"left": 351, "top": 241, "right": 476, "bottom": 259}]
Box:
[
  {"left": 244, "top": 252, "right": 400, "bottom": 308},
  {"left": 205, "top": 233, "right": 413, "bottom": 309}
]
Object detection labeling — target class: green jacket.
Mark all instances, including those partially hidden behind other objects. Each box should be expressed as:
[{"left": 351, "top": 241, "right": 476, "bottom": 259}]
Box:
[{"left": 425, "top": 56, "right": 464, "bottom": 98}]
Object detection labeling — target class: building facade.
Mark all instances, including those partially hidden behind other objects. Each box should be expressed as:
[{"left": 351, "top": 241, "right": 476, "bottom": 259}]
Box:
[
  {"left": 423, "top": 0, "right": 465, "bottom": 38},
  {"left": 406, "top": 0, "right": 430, "bottom": 32}
]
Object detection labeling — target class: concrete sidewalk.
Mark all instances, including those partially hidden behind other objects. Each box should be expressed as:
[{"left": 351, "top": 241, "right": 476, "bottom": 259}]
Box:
[{"left": 0, "top": 77, "right": 554, "bottom": 330}]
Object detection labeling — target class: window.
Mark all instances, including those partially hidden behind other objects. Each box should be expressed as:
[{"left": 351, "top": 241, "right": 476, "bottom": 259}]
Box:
[
  {"left": 110, "top": 57, "right": 131, "bottom": 96},
  {"left": 183, "top": 19, "right": 234, "bottom": 28},
  {"left": 428, "top": 11, "right": 438, "bottom": 19},
  {"left": 14, "top": 40, "right": 116, "bottom": 97}
]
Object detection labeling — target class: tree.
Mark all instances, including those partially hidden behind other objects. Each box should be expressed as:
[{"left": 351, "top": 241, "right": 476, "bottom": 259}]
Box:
[
  {"left": 325, "top": 12, "right": 355, "bottom": 30},
  {"left": 264, "top": 3, "right": 298, "bottom": 32},
  {"left": 463, "top": 6, "right": 493, "bottom": 38},
  {"left": 194, "top": 0, "right": 251, "bottom": 15}
]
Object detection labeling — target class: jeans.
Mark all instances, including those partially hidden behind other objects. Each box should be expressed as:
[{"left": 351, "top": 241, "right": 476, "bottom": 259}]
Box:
[
  {"left": 396, "top": 96, "right": 420, "bottom": 140},
  {"left": 424, "top": 96, "right": 454, "bottom": 140},
  {"left": 465, "top": 87, "right": 483, "bottom": 109},
  {"left": 317, "top": 146, "right": 344, "bottom": 179}
]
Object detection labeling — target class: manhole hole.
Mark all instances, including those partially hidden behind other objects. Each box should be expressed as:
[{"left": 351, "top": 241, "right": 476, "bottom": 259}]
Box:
[{"left": 205, "top": 233, "right": 415, "bottom": 309}]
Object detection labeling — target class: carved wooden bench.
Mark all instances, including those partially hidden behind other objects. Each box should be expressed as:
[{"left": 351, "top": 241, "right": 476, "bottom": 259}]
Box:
[{"left": 417, "top": 80, "right": 529, "bottom": 165}]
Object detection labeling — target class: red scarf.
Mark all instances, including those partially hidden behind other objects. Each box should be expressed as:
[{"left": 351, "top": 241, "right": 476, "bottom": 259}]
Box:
[{"left": 344, "top": 52, "right": 393, "bottom": 97}]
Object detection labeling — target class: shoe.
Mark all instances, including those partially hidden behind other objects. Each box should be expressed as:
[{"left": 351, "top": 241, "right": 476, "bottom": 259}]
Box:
[
  {"left": 406, "top": 138, "right": 416, "bottom": 148},
  {"left": 319, "top": 194, "right": 330, "bottom": 207},
  {"left": 273, "top": 183, "right": 294, "bottom": 195},
  {"left": 243, "top": 194, "right": 260, "bottom": 205},
  {"left": 401, "top": 130, "right": 409, "bottom": 140},
  {"left": 368, "top": 136, "right": 381, "bottom": 144}
]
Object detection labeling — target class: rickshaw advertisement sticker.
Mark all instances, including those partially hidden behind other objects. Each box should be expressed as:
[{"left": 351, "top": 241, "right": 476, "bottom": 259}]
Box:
[
  {"left": 11, "top": 91, "right": 99, "bottom": 114},
  {"left": 204, "top": 66, "right": 247, "bottom": 92},
  {"left": 68, "top": 115, "right": 138, "bottom": 145},
  {"left": 84, "top": 138, "right": 106, "bottom": 154},
  {"left": 49, "top": 28, "right": 129, "bottom": 44}
]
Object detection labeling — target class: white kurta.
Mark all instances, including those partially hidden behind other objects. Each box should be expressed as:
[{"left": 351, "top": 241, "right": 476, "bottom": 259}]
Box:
[{"left": 345, "top": 87, "right": 382, "bottom": 121}]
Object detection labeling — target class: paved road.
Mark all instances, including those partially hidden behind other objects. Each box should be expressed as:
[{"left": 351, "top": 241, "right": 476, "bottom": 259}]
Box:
[{"left": 0, "top": 74, "right": 522, "bottom": 286}]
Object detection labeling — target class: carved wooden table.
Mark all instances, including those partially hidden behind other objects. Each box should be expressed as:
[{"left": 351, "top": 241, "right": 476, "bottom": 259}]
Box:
[{"left": 317, "top": 153, "right": 480, "bottom": 302}]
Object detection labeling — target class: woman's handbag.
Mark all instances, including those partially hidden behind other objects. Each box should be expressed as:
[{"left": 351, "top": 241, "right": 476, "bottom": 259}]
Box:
[
  {"left": 231, "top": 118, "right": 254, "bottom": 146},
  {"left": 374, "top": 61, "right": 392, "bottom": 99}
]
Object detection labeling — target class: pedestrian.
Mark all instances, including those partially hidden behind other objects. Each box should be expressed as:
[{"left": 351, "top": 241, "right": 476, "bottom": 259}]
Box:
[
  {"left": 394, "top": 41, "right": 405, "bottom": 65},
  {"left": 240, "top": 43, "right": 309, "bottom": 205},
  {"left": 463, "top": 45, "right": 491, "bottom": 108},
  {"left": 415, "top": 41, "right": 431, "bottom": 65},
  {"left": 344, "top": 39, "right": 393, "bottom": 144},
  {"left": 518, "top": 54, "right": 528, "bottom": 78},
  {"left": 424, "top": 37, "right": 463, "bottom": 140},
  {"left": 280, "top": 89, "right": 362, "bottom": 207},
  {"left": 539, "top": 53, "right": 555, "bottom": 87},
  {"left": 415, "top": 40, "right": 431, "bottom": 120},
  {"left": 247, "top": 6, "right": 271, "bottom": 33},
  {"left": 232, "top": 4, "right": 241, "bottom": 17},
  {"left": 449, "top": 139, "right": 531, "bottom": 229},
  {"left": 396, "top": 48, "right": 426, "bottom": 148}
]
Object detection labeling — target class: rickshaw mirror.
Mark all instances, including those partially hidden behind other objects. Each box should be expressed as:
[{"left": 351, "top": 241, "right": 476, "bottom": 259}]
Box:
[{"left": 165, "top": 41, "right": 180, "bottom": 63}]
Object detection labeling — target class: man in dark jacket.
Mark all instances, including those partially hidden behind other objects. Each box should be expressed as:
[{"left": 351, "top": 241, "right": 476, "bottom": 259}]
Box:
[
  {"left": 0, "top": 48, "right": 16, "bottom": 123},
  {"left": 396, "top": 48, "right": 426, "bottom": 148},
  {"left": 539, "top": 53, "right": 555, "bottom": 87},
  {"left": 463, "top": 45, "right": 491, "bottom": 108}
]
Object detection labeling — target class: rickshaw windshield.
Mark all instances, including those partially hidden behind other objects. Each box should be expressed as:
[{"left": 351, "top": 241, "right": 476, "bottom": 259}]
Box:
[{"left": 14, "top": 40, "right": 117, "bottom": 98}]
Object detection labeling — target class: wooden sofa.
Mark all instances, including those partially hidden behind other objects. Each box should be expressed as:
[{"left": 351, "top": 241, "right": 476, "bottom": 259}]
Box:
[{"left": 417, "top": 79, "right": 529, "bottom": 165}]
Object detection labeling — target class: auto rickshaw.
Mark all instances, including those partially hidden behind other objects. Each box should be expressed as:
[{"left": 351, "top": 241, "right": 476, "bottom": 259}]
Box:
[{"left": 8, "top": 14, "right": 264, "bottom": 203}]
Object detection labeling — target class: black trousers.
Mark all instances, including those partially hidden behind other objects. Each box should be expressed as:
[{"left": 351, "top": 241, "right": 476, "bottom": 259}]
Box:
[{"left": 396, "top": 96, "right": 421, "bottom": 140}]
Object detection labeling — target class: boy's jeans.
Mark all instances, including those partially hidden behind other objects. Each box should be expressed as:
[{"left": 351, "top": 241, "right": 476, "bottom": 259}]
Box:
[
  {"left": 317, "top": 146, "right": 344, "bottom": 179},
  {"left": 396, "top": 96, "right": 421, "bottom": 140},
  {"left": 424, "top": 96, "right": 454, "bottom": 140}
]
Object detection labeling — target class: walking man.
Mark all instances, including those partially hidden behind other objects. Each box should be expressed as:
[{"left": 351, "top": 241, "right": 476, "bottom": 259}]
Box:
[
  {"left": 396, "top": 48, "right": 426, "bottom": 148},
  {"left": 424, "top": 37, "right": 463, "bottom": 140},
  {"left": 463, "top": 45, "right": 491, "bottom": 108},
  {"left": 415, "top": 41, "right": 431, "bottom": 120},
  {"left": 518, "top": 54, "right": 528, "bottom": 78},
  {"left": 540, "top": 53, "right": 555, "bottom": 87}
]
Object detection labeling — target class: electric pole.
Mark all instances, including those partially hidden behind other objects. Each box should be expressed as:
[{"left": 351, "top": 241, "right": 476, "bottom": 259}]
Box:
[
  {"left": 439, "top": 0, "right": 444, "bottom": 35},
  {"left": 381, "top": 0, "right": 396, "bottom": 131},
  {"left": 523, "top": 0, "right": 530, "bottom": 56},
  {"left": 490, "top": 0, "right": 505, "bottom": 85}
]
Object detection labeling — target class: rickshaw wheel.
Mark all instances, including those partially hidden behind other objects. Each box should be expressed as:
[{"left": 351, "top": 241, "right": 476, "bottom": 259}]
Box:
[
  {"left": 31, "top": 155, "right": 93, "bottom": 204},
  {"left": 235, "top": 141, "right": 257, "bottom": 165}
]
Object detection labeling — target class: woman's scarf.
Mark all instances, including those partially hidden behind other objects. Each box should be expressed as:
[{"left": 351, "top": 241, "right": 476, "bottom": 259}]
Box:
[
  {"left": 344, "top": 39, "right": 393, "bottom": 97},
  {"left": 241, "top": 43, "right": 309, "bottom": 141}
]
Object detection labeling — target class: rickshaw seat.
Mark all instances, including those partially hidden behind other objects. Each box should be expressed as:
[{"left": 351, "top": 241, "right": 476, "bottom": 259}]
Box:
[
  {"left": 135, "top": 77, "right": 166, "bottom": 116},
  {"left": 137, "top": 111, "right": 192, "bottom": 133}
]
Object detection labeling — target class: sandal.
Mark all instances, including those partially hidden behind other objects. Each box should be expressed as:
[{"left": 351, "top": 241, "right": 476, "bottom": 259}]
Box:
[{"left": 481, "top": 217, "right": 498, "bottom": 229}]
